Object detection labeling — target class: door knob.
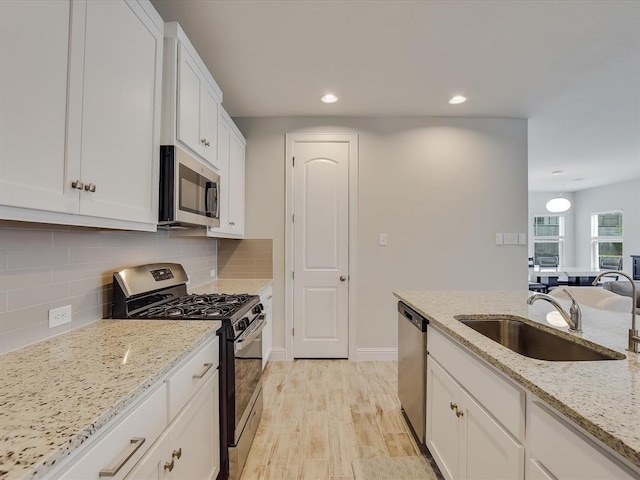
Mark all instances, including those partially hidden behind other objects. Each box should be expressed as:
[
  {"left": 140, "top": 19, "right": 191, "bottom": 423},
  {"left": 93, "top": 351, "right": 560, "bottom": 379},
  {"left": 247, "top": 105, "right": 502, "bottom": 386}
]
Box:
[{"left": 340, "top": 276, "right": 347, "bottom": 282}]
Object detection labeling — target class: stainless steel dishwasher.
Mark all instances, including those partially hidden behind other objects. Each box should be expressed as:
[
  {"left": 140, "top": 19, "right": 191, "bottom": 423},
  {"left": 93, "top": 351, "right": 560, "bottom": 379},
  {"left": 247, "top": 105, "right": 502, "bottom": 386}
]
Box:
[{"left": 398, "top": 301, "right": 428, "bottom": 446}]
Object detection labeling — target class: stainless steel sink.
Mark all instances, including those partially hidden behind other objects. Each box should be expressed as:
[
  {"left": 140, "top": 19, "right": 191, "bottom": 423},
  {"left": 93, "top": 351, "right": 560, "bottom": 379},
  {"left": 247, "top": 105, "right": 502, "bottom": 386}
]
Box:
[{"left": 454, "top": 315, "right": 625, "bottom": 361}]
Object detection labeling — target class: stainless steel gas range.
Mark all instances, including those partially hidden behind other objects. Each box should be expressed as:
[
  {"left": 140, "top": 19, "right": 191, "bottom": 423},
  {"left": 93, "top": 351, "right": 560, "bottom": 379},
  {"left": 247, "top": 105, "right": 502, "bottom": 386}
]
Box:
[{"left": 112, "top": 263, "right": 265, "bottom": 480}]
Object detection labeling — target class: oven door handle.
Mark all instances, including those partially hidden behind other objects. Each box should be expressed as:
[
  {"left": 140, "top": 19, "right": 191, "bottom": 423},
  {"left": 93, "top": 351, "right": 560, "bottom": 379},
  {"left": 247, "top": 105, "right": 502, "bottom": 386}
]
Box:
[{"left": 235, "top": 316, "right": 266, "bottom": 352}]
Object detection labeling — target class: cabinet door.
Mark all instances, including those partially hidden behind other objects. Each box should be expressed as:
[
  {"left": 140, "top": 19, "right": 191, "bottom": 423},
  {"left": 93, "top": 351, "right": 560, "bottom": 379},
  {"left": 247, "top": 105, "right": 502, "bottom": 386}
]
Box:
[
  {"left": 227, "top": 131, "right": 245, "bottom": 236},
  {"left": 0, "top": 0, "right": 77, "bottom": 213},
  {"left": 167, "top": 371, "right": 220, "bottom": 480},
  {"left": 200, "top": 86, "right": 219, "bottom": 167},
  {"left": 460, "top": 388, "right": 524, "bottom": 480},
  {"left": 77, "top": 0, "right": 161, "bottom": 224},
  {"left": 176, "top": 43, "right": 202, "bottom": 157},
  {"left": 426, "top": 358, "right": 460, "bottom": 480},
  {"left": 215, "top": 116, "right": 231, "bottom": 230}
]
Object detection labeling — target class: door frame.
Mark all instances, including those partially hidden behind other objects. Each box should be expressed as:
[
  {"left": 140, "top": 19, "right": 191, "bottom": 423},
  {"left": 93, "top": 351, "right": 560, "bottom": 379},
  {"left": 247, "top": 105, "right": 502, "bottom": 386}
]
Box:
[{"left": 284, "top": 133, "right": 359, "bottom": 360}]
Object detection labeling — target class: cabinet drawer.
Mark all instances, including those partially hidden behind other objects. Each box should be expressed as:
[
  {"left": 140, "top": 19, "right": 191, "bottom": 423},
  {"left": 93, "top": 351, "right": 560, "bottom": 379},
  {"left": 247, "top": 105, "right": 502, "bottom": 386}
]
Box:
[
  {"left": 428, "top": 328, "right": 524, "bottom": 440},
  {"left": 529, "top": 400, "right": 636, "bottom": 480},
  {"left": 167, "top": 336, "right": 218, "bottom": 420},
  {"left": 60, "top": 384, "right": 167, "bottom": 480}
]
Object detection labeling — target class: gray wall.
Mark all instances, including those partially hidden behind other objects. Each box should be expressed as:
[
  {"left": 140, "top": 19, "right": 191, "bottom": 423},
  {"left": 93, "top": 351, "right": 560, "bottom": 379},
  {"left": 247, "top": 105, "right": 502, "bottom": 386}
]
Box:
[
  {"left": 235, "top": 116, "right": 529, "bottom": 354},
  {"left": 574, "top": 178, "right": 640, "bottom": 274}
]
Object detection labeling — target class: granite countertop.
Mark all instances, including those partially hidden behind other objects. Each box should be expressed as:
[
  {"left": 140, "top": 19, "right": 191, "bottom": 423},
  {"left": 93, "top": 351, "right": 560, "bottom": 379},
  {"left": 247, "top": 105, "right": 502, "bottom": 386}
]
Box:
[
  {"left": 394, "top": 290, "right": 640, "bottom": 470},
  {"left": 190, "top": 278, "right": 272, "bottom": 296},
  {"left": 0, "top": 319, "right": 221, "bottom": 480}
]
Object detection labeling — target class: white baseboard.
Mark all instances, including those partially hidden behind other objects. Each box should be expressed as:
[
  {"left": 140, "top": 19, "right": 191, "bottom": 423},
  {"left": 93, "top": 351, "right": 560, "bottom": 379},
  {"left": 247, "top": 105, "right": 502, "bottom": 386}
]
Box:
[
  {"left": 267, "top": 347, "right": 287, "bottom": 361},
  {"left": 354, "top": 348, "right": 398, "bottom": 361}
]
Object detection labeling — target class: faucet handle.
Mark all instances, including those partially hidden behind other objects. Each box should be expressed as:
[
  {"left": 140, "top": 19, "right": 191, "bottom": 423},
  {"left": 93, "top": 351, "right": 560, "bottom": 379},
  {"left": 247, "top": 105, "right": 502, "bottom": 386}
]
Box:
[{"left": 561, "top": 288, "right": 583, "bottom": 332}]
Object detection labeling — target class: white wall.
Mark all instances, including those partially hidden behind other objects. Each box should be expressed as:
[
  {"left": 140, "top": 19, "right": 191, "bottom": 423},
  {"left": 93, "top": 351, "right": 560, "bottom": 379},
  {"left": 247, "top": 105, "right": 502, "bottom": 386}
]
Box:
[
  {"left": 528, "top": 191, "right": 576, "bottom": 267},
  {"left": 236, "top": 116, "right": 528, "bottom": 355},
  {"left": 574, "top": 178, "right": 640, "bottom": 274}
]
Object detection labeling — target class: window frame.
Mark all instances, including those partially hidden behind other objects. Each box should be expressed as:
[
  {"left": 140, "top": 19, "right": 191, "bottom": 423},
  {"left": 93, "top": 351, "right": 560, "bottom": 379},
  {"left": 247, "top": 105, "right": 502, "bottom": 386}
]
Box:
[
  {"left": 591, "top": 210, "right": 623, "bottom": 270},
  {"left": 532, "top": 214, "right": 565, "bottom": 268}
]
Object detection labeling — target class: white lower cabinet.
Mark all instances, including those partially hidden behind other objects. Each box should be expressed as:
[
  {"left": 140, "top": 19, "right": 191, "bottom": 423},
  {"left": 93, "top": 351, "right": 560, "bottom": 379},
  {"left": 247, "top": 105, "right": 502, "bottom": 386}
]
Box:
[
  {"left": 55, "top": 336, "right": 219, "bottom": 480},
  {"left": 427, "top": 356, "right": 524, "bottom": 480},
  {"left": 126, "top": 372, "right": 220, "bottom": 480},
  {"left": 528, "top": 399, "right": 636, "bottom": 480}
]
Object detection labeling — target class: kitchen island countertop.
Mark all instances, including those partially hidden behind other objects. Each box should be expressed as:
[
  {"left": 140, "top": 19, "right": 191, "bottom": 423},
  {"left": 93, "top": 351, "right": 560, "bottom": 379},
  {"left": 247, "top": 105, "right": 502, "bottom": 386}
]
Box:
[
  {"left": 0, "top": 319, "right": 221, "bottom": 480},
  {"left": 394, "top": 290, "right": 640, "bottom": 471}
]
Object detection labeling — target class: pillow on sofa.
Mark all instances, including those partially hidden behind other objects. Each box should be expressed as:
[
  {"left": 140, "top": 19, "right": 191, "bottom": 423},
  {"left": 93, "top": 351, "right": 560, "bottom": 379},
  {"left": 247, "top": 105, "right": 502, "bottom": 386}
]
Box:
[{"left": 602, "top": 281, "right": 640, "bottom": 308}]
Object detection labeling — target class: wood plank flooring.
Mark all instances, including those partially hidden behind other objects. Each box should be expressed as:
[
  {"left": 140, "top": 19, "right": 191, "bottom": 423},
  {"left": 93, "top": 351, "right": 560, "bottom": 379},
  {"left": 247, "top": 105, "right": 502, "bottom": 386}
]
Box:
[{"left": 240, "top": 360, "right": 421, "bottom": 480}]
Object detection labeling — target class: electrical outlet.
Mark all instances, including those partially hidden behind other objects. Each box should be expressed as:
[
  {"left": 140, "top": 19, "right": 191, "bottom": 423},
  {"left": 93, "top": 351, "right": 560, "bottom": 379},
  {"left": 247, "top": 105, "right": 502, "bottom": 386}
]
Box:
[
  {"left": 49, "top": 305, "right": 72, "bottom": 328},
  {"left": 210, "top": 269, "right": 216, "bottom": 278}
]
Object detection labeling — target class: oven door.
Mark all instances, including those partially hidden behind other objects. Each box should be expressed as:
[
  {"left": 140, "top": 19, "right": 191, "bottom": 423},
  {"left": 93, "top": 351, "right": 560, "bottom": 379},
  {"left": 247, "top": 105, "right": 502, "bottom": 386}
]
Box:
[{"left": 233, "top": 315, "right": 265, "bottom": 444}]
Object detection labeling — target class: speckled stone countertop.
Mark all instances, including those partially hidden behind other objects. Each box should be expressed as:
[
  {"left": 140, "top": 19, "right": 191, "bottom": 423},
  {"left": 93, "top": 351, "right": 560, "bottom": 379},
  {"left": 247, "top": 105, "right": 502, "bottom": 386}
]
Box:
[
  {"left": 394, "top": 290, "right": 640, "bottom": 470},
  {"left": 0, "top": 319, "right": 221, "bottom": 480},
  {"left": 190, "top": 278, "right": 272, "bottom": 295}
]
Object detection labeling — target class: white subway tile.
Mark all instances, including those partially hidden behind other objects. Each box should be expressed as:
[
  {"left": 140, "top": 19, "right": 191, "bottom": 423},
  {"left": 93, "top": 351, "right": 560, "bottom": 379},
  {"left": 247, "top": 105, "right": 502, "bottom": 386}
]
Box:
[
  {"left": 68, "top": 276, "right": 108, "bottom": 297},
  {"left": 0, "top": 228, "right": 52, "bottom": 249},
  {"left": 0, "top": 292, "right": 6, "bottom": 313},
  {"left": 0, "top": 267, "right": 52, "bottom": 291},
  {"left": 0, "top": 251, "right": 7, "bottom": 271},
  {"left": 8, "top": 249, "right": 69, "bottom": 269},
  {"left": 6, "top": 320, "right": 71, "bottom": 352},
  {"left": 8, "top": 282, "right": 69, "bottom": 311},
  {"left": 52, "top": 262, "right": 110, "bottom": 283},
  {"left": 0, "top": 304, "right": 50, "bottom": 333},
  {"left": 0, "top": 332, "right": 6, "bottom": 354},
  {"left": 52, "top": 230, "right": 101, "bottom": 248}
]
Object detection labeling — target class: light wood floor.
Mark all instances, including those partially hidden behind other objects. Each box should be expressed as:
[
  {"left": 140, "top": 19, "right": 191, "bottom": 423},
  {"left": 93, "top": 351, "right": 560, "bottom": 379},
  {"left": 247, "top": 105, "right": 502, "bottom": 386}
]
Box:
[{"left": 240, "top": 360, "right": 421, "bottom": 480}]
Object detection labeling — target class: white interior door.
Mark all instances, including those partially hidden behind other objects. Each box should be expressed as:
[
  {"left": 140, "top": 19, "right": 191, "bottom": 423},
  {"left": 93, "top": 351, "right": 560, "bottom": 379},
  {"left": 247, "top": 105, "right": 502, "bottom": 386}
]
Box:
[{"left": 292, "top": 140, "right": 350, "bottom": 358}]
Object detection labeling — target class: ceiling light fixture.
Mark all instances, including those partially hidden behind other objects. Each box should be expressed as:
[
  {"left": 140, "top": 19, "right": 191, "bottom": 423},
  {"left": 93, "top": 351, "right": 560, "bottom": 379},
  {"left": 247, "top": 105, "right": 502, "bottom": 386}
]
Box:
[
  {"left": 321, "top": 93, "right": 338, "bottom": 104},
  {"left": 546, "top": 171, "right": 572, "bottom": 213},
  {"left": 448, "top": 95, "right": 467, "bottom": 105}
]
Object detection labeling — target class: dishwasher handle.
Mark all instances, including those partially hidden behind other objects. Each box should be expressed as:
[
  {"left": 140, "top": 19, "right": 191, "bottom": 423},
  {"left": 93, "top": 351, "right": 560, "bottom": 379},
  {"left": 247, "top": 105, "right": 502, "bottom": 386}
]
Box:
[{"left": 398, "top": 302, "right": 428, "bottom": 332}]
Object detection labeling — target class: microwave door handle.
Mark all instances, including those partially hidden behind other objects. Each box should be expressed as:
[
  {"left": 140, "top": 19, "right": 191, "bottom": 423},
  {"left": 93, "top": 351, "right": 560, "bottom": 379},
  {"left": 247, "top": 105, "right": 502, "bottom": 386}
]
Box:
[{"left": 204, "top": 181, "right": 217, "bottom": 217}]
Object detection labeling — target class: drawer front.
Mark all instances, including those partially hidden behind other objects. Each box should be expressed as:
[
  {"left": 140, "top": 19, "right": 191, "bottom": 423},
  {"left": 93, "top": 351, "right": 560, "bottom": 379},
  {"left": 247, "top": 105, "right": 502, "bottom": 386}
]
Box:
[
  {"left": 428, "top": 327, "right": 524, "bottom": 440},
  {"left": 167, "top": 336, "right": 219, "bottom": 420},
  {"left": 529, "top": 400, "right": 636, "bottom": 480},
  {"left": 60, "top": 384, "right": 167, "bottom": 480}
]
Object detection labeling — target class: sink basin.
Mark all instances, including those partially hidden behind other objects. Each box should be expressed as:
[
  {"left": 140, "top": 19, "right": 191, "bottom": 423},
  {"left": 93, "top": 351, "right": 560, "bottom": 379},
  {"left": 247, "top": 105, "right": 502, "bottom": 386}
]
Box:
[{"left": 454, "top": 315, "right": 625, "bottom": 361}]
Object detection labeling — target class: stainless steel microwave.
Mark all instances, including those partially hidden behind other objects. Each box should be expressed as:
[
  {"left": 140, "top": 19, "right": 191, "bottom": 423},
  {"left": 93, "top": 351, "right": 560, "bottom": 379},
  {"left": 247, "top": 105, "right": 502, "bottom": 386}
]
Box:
[{"left": 158, "top": 145, "right": 220, "bottom": 228}]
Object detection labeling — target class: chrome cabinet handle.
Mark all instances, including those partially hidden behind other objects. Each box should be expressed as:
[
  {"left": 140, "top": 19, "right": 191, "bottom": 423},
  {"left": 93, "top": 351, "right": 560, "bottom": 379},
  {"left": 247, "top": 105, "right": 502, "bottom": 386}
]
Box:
[
  {"left": 205, "top": 140, "right": 211, "bottom": 147},
  {"left": 201, "top": 138, "right": 206, "bottom": 145},
  {"left": 192, "top": 362, "right": 213, "bottom": 379},
  {"left": 456, "top": 409, "right": 464, "bottom": 418},
  {"left": 84, "top": 183, "right": 96, "bottom": 193},
  {"left": 229, "top": 221, "right": 235, "bottom": 226},
  {"left": 172, "top": 448, "right": 182, "bottom": 459},
  {"left": 98, "top": 437, "right": 145, "bottom": 477},
  {"left": 450, "top": 402, "right": 457, "bottom": 411},
  {"left": 71, "top": 180, "right": 84, "bottom": 190},
  {"left": 340, "top": 276, "right": 347, "bottom": 282},
  {"left": 267, "top": 295, "right": 272, "bottom": 300},
  {"left": 164, "top": 458, "right": 174, "bottom": 472}
]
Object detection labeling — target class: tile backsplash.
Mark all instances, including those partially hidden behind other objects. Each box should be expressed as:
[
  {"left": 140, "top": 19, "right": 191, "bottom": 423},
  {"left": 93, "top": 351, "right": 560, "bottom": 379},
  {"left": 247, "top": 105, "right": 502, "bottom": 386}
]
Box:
[
  {"left": 217, "top": 239, "right": 273, "bottom": 279},
  {"left": 0, "top": 220, "right": 217, "bottom": 353}
]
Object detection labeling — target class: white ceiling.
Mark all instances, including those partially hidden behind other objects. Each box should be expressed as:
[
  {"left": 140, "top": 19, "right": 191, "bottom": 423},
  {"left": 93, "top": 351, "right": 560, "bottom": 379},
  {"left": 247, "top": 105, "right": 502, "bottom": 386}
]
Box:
[{"left": 151, "top": 0, "right": 640, "bottom": 192}]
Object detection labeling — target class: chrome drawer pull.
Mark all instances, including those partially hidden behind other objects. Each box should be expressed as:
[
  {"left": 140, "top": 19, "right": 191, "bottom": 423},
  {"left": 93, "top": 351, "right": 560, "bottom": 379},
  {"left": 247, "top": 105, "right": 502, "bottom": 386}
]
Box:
[
  {"left": 164, "top": 458, "right": 174, "bottom": 472},
  {"left": 449, "top": 402, "right": 457, "bottom": 411},
  {"left": 192, "top": 362, "right": 213, "bottom": 379},
  {"left": 172, "top": 447, "right": 182, "bottom": 459},
  {"left": 98, "top": 437, "right": 145, "bottom": 477}
]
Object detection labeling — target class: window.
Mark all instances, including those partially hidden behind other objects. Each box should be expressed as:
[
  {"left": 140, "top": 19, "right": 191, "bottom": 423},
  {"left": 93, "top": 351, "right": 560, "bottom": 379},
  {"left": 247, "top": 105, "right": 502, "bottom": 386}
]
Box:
[
  {"left": 591, "top": 211, "right": 623, "bottom": 269},
  {"left": 533, "top": 215, "right": 564, "bottom": 267}
]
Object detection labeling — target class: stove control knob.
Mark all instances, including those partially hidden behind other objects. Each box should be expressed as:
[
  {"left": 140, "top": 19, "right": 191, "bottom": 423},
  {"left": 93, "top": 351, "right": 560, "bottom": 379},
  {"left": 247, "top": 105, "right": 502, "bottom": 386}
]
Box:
[
  {"left": 252, "top": 303, "right": 264, "bottom": 315},
  {"left": 237, "top": 318, "right": 249, "bottom": 331}
]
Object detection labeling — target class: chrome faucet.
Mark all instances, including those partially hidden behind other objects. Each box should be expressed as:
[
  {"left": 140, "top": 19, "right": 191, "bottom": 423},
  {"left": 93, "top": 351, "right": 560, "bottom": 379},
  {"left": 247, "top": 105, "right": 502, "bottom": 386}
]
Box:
[
  {"left": 527, "top": 289, "right": 583, "bottom": 333},
  {"left": 592, "top": 270, "right": 639, "bottom": 353}
]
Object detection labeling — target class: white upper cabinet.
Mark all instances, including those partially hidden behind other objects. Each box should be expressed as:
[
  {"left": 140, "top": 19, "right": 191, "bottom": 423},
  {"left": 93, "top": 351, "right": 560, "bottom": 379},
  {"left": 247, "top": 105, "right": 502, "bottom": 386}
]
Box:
[
  {"left": 0, "top": 0, "right": 163, "bottom": 230},
  {"left": 208, "top": 107, "right": 245, "bottom": 238},
  {"left": 0, "top": 0, "right": 76, "bottom": 214},
  {"left": 162, "top": 23, "right": 222, "bottom": 170}
]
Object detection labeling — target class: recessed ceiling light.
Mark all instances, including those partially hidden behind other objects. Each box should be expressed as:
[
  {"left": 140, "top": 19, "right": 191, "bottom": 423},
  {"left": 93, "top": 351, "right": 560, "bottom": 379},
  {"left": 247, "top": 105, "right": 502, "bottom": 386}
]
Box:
[
  {"left": 448, "top": 95, "right": 467, "bottom": 105},
  {"left": 321, "top": 93, "right": 338, "bottom": 104}
]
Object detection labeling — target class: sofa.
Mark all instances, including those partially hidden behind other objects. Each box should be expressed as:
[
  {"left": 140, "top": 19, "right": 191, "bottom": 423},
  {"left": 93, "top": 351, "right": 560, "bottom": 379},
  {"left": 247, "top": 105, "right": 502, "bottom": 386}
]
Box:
[
  {"left": 549, "top": 283, "right": 639, "bottom": 314},
  {"left": 602, "top": 280, "right": 640, "bottom": 310}
]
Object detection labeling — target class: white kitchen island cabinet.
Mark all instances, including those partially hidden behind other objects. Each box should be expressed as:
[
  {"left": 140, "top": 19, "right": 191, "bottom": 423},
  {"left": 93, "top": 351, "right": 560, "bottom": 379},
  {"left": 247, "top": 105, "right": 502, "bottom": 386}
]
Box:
[
  {"left": 208, "top": 107, "right": 246, "bottom": 239},
  {"left": 161, "top": 22, "right": 223, "bottom": 171},
  {"left": 427, "top": 328, "right": 524, "bottom": 480},
  {"left": 0, "top": 0, "right": 163, "bottom": 231}
]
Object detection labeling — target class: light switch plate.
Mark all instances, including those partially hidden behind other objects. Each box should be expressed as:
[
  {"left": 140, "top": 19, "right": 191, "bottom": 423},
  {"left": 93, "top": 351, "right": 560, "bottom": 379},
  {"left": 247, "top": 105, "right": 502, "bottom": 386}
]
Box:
[
  {"left": 495, "top": 233, "right": 504, "bottom": 245},
  {"left": 379, "top": 233, "right": 388, "bottom": 246},
  {"left": 518, "top": 233, "right": 527, "bottom": 245},
  {"left": 504, "top": 233, "right": 519, "bottom": 245}
]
